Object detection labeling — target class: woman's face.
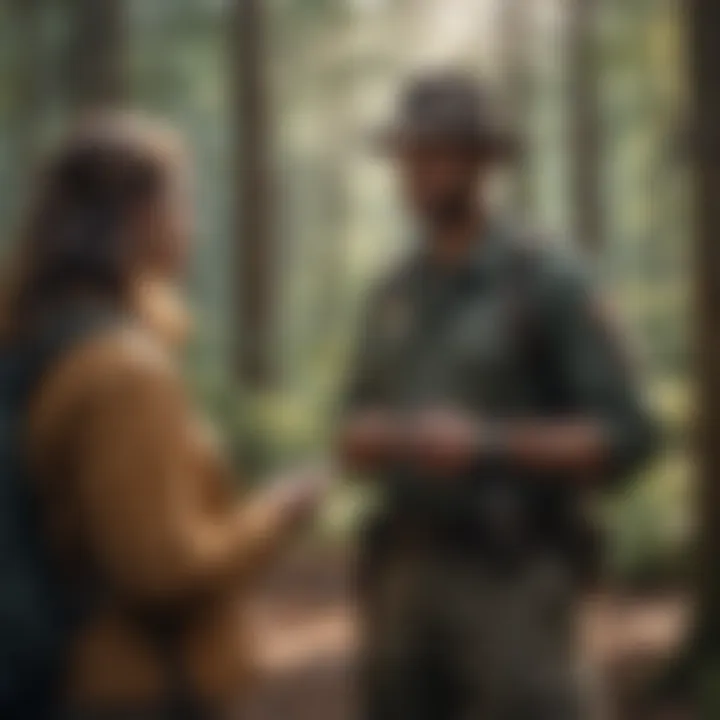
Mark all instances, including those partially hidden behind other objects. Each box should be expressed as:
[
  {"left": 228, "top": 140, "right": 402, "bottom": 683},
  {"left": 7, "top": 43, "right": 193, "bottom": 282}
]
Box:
[{"left": 134, "top": 162, "right": 195, "bottom": 281}]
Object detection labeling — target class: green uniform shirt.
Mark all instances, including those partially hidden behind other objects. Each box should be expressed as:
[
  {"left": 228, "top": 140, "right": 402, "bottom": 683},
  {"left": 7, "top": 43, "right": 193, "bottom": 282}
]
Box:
[{"left": 346, "top": 222, "right": 658, "bottom": 533}]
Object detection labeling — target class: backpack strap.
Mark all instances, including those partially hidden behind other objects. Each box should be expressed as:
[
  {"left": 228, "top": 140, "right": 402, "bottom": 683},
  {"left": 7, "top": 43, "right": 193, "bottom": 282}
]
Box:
[
  {"left": 18, "top": 303, "right": 125, "bottom": 412},
  {"left": 2, "top": 303, "right": 126, "bottom": 716},
  {"left": 506, "top": 235, "right": 571, "bottom": 414}
]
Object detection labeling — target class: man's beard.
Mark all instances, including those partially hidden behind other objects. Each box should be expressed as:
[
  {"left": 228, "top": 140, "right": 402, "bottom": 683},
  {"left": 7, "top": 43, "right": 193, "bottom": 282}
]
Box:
[{"left": 424, "top": 191, "right": 475, "bottom": 229}]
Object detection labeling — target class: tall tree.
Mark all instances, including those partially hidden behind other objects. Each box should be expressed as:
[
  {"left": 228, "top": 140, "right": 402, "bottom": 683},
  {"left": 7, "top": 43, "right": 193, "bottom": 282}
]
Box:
[
  {"left": 8, "top": 0, "right": 44, "bottom": 170},
  {"left": 65, "top": 0, "right": 127, "bottom": 110},
  {"left": 687, "top": 0, "right": 720, "bottom": 709},
  {"left": 568, "top": 0, "right": 603, "bottom": 251},
  {"left": 5, "top": 0, "right": 44, "bottom": 233},
  {"left": 499, "top": 0, "right": 533, "bottom": 215},
  {"left": 230, "top": 0, "right": 276, "bottom": 388},
  {"left": 310, "top": 14, "right": 353, "bottom": 353}
]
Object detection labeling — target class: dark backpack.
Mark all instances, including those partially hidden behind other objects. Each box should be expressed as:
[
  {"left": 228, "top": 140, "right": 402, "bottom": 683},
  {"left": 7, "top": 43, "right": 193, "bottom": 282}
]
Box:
[{"left": 0, "top": 305, "right": 120, "bottom": 720}]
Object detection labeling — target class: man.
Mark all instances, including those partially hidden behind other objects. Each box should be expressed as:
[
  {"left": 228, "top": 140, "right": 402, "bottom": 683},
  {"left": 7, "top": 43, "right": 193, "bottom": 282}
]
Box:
[{"left": 340, "top": 72, "right": 658, "bottom": 720}]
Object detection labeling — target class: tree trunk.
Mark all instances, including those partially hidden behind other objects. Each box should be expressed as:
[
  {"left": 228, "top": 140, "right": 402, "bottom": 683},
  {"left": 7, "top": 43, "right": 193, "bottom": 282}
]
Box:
[
  {"left": 6, "top": 0, "right": 44, "bottom": 231},
  {"left": 9, "top": 0, "right": 44, "bottom": 171},
  {"left": 310, "top": 47, "right": 351, "bottom": 351},
  {"left": 499, "top": 0, "right": 533, "bottom": 215},
  {"left": 568, "top": 0, "right": 603, "bottom": 251},
  {"left": 230, "top": 0, "right": 276, "bottom": 388},
  {"left": 65, "top": 0, "right": 127, "bottom": 110},
  {"left": 687, "top": 0, "right": 720, "bottom": 705}
]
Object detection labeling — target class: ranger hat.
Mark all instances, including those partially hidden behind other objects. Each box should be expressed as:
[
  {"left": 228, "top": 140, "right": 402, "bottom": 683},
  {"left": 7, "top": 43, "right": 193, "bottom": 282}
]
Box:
[{"left": 375, "top": 70, "right": 520, "bottom": 161}]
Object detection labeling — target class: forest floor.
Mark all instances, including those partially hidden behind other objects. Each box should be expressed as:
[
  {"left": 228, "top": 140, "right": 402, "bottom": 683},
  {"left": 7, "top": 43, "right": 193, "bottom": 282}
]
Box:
[{"left": 243, "top": 545, "right": 689, "bottom": 720}]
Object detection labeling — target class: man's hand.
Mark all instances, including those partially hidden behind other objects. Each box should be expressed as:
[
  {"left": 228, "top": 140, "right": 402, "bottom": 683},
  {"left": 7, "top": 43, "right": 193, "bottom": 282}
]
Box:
[
  {"left": 406, "top": 408, "right": 481, "bottom": 478},
  {"left": 407, "top": 412, "right": 611, "bottom": 480},
  {"left": 341, "top": 407, "right": 485, "bottom": 478},
  {"left": 339, "top": 409, "right": 404, "bottom": 472}
]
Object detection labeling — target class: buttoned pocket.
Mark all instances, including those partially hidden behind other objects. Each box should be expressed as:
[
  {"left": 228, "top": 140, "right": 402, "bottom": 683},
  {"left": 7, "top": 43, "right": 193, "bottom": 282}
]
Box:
[{"left": 442, "top": 299, "right": 519, "bottom": 410}]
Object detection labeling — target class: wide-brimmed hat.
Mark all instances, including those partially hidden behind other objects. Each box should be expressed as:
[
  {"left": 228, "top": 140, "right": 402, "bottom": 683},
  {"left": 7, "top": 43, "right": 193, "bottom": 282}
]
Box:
[{"left": 374, "top": 71, "right": 520, "bottom": 162}]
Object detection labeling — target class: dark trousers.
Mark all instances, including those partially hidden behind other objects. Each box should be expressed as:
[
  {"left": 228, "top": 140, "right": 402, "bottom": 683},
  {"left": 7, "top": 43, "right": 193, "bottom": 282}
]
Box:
[{"left": 359, "top": 543, "right": 591, "bottom": 720}]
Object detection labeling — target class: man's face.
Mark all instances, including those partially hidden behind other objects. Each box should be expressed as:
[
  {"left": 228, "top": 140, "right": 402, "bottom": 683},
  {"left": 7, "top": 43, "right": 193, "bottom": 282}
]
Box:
[{"left": 395, "top": 142, "right": 485, "bottom": 226}]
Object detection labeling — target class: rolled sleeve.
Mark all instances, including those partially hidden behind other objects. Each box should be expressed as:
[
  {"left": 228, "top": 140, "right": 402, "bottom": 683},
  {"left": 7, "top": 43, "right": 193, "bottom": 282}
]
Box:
[
  {"left": 342, "top": 287, "right": 387, "bottom": 414},
  {"left": 541, "top": 252, "right": 660, "bottom": 487}
]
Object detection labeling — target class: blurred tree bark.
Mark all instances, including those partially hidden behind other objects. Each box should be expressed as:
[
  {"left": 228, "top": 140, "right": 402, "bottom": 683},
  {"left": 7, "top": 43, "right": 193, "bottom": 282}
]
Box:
[
  {"left": 65, "top": 0, "right": 127, "bottom": 110},
  {"left": 8, "top": 0, "right": 44, "bottom": 175},
  {"left": 568, "top": 0, "right": 603, "bottom": 251},
  {"left": 312, "top": 38, "right": 351, "bottom": 351},
  {"left": 3, "top": 0, "right": 45, "bottom": 242},
  {"left": 499, "top": 0, "right": 533, "bottom": 215},
  {"left": 230, "top": 0, "right": 276, "bottom": 388},
  {"left": 687, "top": 0, "right": 720, "bottom": 710}
]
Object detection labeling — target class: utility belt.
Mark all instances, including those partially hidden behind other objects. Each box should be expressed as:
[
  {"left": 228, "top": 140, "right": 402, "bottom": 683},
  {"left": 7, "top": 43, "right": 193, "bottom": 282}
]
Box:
[{"left": 360, "top": 475, "right": 603, "bottom": 588}]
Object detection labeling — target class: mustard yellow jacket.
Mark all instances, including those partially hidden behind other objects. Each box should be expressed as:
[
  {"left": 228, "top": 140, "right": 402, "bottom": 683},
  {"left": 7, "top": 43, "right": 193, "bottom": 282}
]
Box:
[{"left": 26, "top": 283, "right": 289, "bottom": 710}]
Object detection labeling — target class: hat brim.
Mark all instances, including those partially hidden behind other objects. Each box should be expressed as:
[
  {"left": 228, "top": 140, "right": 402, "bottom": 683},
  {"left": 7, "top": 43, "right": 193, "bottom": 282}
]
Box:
[{"left": 370, "top": 124, "right": 521, "bottom": 163}]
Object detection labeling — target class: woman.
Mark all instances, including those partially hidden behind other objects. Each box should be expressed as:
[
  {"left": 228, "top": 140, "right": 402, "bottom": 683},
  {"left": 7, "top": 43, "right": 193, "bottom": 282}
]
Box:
[{"left": 2, "top": 114, "right": 326, "bottom": 718}]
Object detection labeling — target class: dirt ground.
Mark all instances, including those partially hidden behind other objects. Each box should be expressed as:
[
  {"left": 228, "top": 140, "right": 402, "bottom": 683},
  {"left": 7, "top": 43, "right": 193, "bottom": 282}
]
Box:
[{"left": 243, "top": 547, "right": 688, "bottom": 720}]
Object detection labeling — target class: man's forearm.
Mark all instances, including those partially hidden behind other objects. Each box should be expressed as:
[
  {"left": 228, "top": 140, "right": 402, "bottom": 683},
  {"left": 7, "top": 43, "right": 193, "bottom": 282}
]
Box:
[
  {"left": 338, "top": 410, "right": 404, "bottom": 475},
  {"left": 341, "top": 410, "right": 618, "bottom": 482},
  {"left": 397, "top": 410, "right": 611, "bottom": 480},
  {"left": 493, "top": 419, "right": 610, "bottom": 478}
]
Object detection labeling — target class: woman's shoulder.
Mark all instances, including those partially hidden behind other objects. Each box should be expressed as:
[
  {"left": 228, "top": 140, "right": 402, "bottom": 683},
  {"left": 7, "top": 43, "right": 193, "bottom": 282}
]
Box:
[
  {"left": 61, "top": 321, "right": 180, "bottom": 392},
  {"left": 29, "top": 322, "right": 182, "bottom": 442}
]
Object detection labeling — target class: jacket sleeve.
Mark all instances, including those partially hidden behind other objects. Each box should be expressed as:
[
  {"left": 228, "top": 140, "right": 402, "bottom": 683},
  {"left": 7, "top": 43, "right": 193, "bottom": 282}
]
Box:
[
  {"left": 539, "top": 252, "right": 660, "bottom": 487},
  {"left": 74, "top": 338, "right": 293, "bottom": 604},
  {"left": 342, "top": 283, "right": 391, "bottom": 414}
]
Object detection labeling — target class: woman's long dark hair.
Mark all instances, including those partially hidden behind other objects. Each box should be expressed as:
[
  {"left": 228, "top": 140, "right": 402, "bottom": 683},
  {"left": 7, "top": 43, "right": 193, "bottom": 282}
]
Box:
[{"left": 2, "top": 114, "right": 184, "bottom": 341}]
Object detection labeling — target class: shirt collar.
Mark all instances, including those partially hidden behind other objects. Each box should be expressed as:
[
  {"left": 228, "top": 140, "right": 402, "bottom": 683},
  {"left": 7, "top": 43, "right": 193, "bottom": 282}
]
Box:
[
  {"left": 465, "top": 218, "right": 510, "bottom": 283},
  {"left": 129, "top": 276, "right": 193, "bottom": 349},
  {"left": 412, "top": 216, "right": 510, "bottom": 288}
]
